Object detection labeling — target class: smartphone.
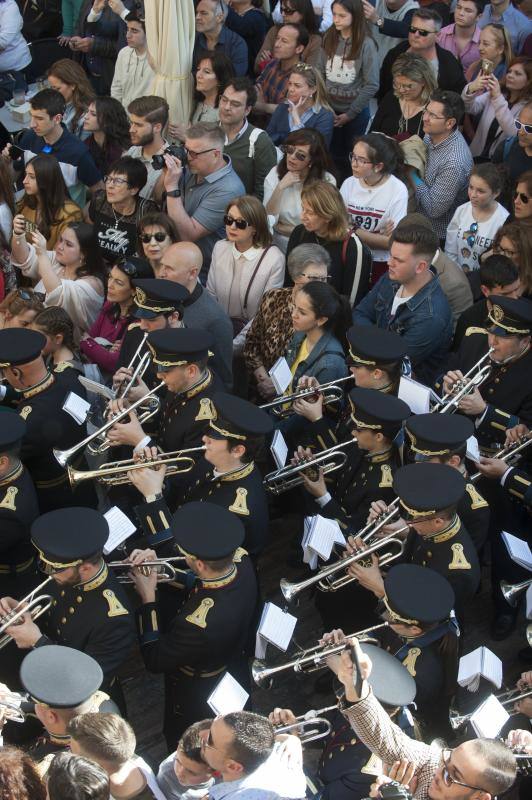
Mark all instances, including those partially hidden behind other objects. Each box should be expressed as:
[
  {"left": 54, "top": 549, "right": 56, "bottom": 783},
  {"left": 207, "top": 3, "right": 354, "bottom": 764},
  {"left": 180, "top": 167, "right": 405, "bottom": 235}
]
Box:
[
  {"left": 24, "top": 220, "right": 37, "bottom": 234},
  {"left": 481, "top": 59, "right": 494, "bottom": 76},
  {"left": 8, "top": 144, "right": 25, "bottom": 161}
]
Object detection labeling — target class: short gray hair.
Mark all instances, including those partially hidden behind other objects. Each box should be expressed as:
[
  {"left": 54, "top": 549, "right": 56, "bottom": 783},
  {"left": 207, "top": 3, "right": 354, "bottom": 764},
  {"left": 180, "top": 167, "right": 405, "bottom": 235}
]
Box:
[
  {"left": 287, "top": 243, "right": 331, "bottom": 280},
  {"left": 186, "top": 122, "right": 225, "bottom": 149}
]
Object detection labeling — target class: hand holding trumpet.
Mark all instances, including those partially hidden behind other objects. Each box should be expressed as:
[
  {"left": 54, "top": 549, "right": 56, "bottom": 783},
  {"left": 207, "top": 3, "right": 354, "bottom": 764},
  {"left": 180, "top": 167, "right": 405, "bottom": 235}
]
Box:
[{"left": 345, "top": 536, "right": 385, "bottom": 597}]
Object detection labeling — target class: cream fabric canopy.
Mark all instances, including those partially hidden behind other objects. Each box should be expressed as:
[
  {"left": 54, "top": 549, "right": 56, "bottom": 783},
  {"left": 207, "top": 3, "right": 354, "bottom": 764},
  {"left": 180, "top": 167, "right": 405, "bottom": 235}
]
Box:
[{"left": 145, "top": 0, "right": 195, "bottom": 125}]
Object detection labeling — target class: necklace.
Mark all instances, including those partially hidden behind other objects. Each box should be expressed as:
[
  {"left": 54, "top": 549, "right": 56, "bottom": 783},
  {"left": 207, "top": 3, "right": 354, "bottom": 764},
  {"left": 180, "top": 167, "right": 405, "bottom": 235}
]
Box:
[{"left": 112, "top": 204, "right": 134, "bottom": 228}]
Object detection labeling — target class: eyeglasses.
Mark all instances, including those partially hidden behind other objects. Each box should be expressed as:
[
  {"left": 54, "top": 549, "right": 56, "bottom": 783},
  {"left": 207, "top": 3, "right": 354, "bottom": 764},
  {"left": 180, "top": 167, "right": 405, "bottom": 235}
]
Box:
[
  {"left": 423, "top": 109, "right": 447, "bottom": 120},
  {"left": 185, "top": 147, "right": 217, "bottom": 158},
  {"left": 201, "top": 729, "right": 224, "bottom": 754},
  {"left": 104, "top": 175, "right": 129, "bottom": 186},
  {"left": 349, "top": 153, "right": 373, "bottom": 165},
  {"left": 300, "top": 272, "right": 330, "bottom": 282},
  {"left": 515, "top": 119, "right": 532, "bottom": 134},
  {"left": 465, "top": 221, "right": 479, "bottom": 248},
  {"left": 494, "top": 245, "right": 519, "bottom": 259},
  {"left": 514, "top": 191, "right": 530, "bottom": 204},
  {"left": 280, "top": 144, "right": 309, "bottom": 161},
  {"left": 441, "top": 750, "right": 488, "bottom": 793},
  {"left": 281, "top": 5, "right": 296, "bottom": 12},
  {"left": 409, "top": 25, "right": 435, "bottom": 36},
  {"left": 393, "top": 81, "right": 417, "bottom": 92},
  {"left": 224, "top": 214, "right": 249, "bottom": 230},
  {"left": 140, "top": 232, "right": 168, "bottom": 243}
]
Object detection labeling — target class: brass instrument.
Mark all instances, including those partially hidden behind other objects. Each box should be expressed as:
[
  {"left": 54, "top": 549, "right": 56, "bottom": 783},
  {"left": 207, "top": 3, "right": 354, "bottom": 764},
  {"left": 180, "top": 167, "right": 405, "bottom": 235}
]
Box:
[
  {"left": 500, "top": 578, "right": 532, "bottom": 607},
  {"left": 263, "top": 439, "right": 358, "bottom": 495},
  {"left": 274, "top": 704, "right": 338, "bottom": 743},
  {"left": 0, "top": 692, "right": 25, "bottom": 723},
  {"left": 117, "top": 332, "right": 150, "bottom": 399},
  {"left": 470, "top": 435, "right": 532, "bottom": 482},
  {"left": 260, "top": 375, "right": 353, "bottom": 418},
  {"left": 54, "top": 381, "right": 165, "bottom": 467},
  {"left": 450, "top": 687, "right": 532, "bottom": 730},
  {"left": 66, "top": 446, "right": 205, "bottom": 487},
  {"left": 279, "top": 499, "right": 404, "bottom": 603},
  {"left": 252, "top": 622, "right": 388, "bottom": 688},
  {"left": 0, "top": 577, "right": 54, "bottom": 650},
  {"left": 432, "top": 349, "right": 494, "bottom": 414},
  {"left": 108, "top": 557, "right": 188, "bottom": 584}
]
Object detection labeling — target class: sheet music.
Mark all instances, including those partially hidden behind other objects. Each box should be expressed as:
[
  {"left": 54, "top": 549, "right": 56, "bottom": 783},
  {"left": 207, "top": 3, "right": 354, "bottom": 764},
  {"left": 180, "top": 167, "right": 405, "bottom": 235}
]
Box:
[
  {"left": 207, "top": 673, "right": 249, "bottom": 715},
  {"left": 470, "top": 694, "right": 509, "bottom": 738},
  {"left": 258, "top": 602, "right": 297, "bottom": 652},
  {"left": 457, "top": 646, "right": 502, "bottom": 692},
  {"left": 466, "top": 435, "right": 480, "bottom": 463},
  {"left": 268, "top": 356, "right": 292, "bottom": 395},
  {"left": 398, "top": 375, "right": 431, "bottom": 414},
  {"left": 501, "top": 531, "right": 532, "bottom": 571},
  {"left": 62, "top": 391, "right": 91, "bottom": 424},
  {"left": 271, "top": 429, "right": 288, "bottom": 469},
  {"left": 103, "top": 507, "right": 137, "bottom": 555},
  {"left": 78, "top": 375, "right": 115, "bottom": 400},
  {"left": 306, "top": 515, "right": 345, "bottom": 561}
]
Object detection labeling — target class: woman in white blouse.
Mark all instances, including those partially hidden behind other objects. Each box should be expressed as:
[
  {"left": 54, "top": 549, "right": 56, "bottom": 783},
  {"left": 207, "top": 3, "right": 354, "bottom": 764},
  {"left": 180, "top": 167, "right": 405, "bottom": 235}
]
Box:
[
  {"left": 10, "top": 218, "right": 106, "bottom": 341},
  {"left": 264, "top": 128, "right": 336, "bottom": 253},
  {"left": 207, "top": 195, "right": 285, "bottom": 354}
]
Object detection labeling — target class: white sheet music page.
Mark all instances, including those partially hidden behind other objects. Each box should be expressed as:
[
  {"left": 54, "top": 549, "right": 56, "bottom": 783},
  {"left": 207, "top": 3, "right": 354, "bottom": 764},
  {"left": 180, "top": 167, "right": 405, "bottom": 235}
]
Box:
[
  {"left": 457, "top": 646, "right": 483, "bottom": 691},
  {"left": 62, "top": 391, "right": 91, "bottom": 424},
  {"left": 501, "top": 531, "right": 532, "bottom": 570},
  {"left": 301, "top": 517, "right": 318, "bottom": 569},
  {"left": 207, "top": 673, "right": 249, "bottom": 715},
  {"left": 103, "top": 507, "right": 137, "bottom": 555},
  {"left": 270, "top": 429, "right": 288, "bottom": 469},
  {"left": 466, "top": 436, "right": 480, "bottom": 463},
  {"left": 471, "top": 694, "right": 509, "bottom": 738},
  {"left": 398, "top": 375, "right": 431, "bottom": 414},
  {"left": 258, "top": 602, "right": 297, "bottom": 652},
  {"left": 268, "top": 356, "right": 293, "bottom": 394},
  {"left": 78, "top": 375, "right": 115, "bottom": 400},
  {"left": 307, "top": 515, "right": 345, "bottom": 561}
]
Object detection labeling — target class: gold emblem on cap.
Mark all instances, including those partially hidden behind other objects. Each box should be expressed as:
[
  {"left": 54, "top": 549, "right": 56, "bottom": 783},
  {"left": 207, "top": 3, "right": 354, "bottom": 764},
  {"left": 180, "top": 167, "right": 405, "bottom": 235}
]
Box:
[
  {"left": 135, "top": 287, "right": 147, "bottom": 305},
  {"left": 491, "top": 304, "right": 504, "bottom": 323}
]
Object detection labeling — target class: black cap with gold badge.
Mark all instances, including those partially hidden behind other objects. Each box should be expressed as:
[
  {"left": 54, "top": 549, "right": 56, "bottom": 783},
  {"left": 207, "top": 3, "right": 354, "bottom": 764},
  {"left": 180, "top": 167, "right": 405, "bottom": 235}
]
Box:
[
  {"left": 20, "top": 645, "right": 103, "bottom": 708},
  {"left": 132, "top": 278, "right": 190, "bottom": 319},
  {"left": 147, "top": 328, "right": 213, "bottom": 371},
  {"left": 405, "top": 413, "right": 473, "bottom": 459},
  {"left": 31, "top": 507, "right": 109, "bottom": 573},
  {"left": 348, "top": 387, "right": 410, "bottom": 438},
  {"left": 171, "top": 501, "right": 245, "bottom": 560},
  {"left": 487, "top": 295, "right": 532, "bottom": 337},
  {"left": 393, "top": 463, "right": 465, "bottom": 520},
  {"left": 209, "top": 392, "right": 273, "bottom": 442},
  {"left": 0, "top": 328, "right": 46, "bottom": 368},
  {"left": 346, "top": 325, "right": 408, "bottom": 367},
  {"left": 383, "top": 564, "right": 455, "bottom": 625}
]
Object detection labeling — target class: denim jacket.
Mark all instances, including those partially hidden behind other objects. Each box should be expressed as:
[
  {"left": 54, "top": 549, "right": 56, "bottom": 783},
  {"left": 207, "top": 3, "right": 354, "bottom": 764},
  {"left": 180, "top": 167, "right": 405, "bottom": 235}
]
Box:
[
  {"left": 285, "top": 329, "right": 348, "bottom": 387},
  {"left": 353, "top": 272, "right": 452, "bottom": 384}
]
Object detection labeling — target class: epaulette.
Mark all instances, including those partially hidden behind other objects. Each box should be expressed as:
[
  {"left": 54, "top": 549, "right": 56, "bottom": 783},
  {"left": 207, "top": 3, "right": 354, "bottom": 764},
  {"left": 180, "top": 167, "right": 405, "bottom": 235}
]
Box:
[
  {"left": 54, "top": 361, "right": 74, "bottom": 372},
  {"left": 465, "top": 327, "right": 488, "bottom": 337},
  {"left": 127, "top": 322, "right": 142, "bottom": 331}
]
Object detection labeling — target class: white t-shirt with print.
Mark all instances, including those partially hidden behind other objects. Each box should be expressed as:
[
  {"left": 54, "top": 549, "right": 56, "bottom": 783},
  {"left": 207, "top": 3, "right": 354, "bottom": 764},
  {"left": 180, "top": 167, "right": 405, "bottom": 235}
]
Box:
[
  {"left": 340, "top": 174, "right": 409, "bottom": 261},
  {"left": 444, "top": 201, "right": 509, "bottom": 272}
]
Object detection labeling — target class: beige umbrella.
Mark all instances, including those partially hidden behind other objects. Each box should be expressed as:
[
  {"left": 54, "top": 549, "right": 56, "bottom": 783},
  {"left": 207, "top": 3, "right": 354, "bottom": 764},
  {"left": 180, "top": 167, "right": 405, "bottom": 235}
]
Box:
[{"left": 145, "top": 0, "right": 195, "bottom": 126}]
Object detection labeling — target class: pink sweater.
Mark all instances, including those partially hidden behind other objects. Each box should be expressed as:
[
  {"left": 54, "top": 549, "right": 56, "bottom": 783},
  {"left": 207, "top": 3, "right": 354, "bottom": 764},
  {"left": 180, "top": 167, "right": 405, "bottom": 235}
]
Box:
[{"left": 79, "top": 301, "right": 132, "bottom": 375}]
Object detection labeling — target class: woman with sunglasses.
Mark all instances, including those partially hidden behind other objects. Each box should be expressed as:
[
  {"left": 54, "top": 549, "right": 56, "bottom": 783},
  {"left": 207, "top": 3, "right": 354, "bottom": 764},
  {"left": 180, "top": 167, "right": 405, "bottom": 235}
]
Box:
[
  {"left": 207, "top": 195, "right": 285, "bottom": 354},
  {"left": 10, "top": 220, "right": 105, "bottom": 341},
  {"left": 463, "top": 56, "right": 532, "bottom": 159},
  {"left": 513, "top": 170, "right": 532, "bottom": 226},
  {"left": 79, "top": 256, "right": 154, "bottom": 377},
  {"left": 445, "top": 163, "right": 509, "bottom": 274},
  {"left": 492, "top": 222, "right": 532, "bottom": 297},
  {"left": 266, "top": 63, "right": 335, "bottom": 146},
  {"left": 137, "top": 212, "right": 179, "bottom": 277},
  {"left": 255, "top": 0, "right": 322, "bottom": 73},
  {"left": 370, "top": 52, "right": 437, "bottom": 140},
  {"left": 264, "top": 128, "right": 336, "bottom": 253},
  {"left": 0, "top": 288, "right": 44, "bottom": 330}
]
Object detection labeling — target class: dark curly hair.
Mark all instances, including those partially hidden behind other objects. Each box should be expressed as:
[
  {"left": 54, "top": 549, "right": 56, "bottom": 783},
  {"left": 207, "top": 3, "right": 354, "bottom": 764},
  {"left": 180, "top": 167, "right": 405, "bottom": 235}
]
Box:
[
  {"left": 0, "top": 746, "right": 46, "bottom": 800},
  {"left": 93, "top": 96, "right": 131, "bottom": 153}
]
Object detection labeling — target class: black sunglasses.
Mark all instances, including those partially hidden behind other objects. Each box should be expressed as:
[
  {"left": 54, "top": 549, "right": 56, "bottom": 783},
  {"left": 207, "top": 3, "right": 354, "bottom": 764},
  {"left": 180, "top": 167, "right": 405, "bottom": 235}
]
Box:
[
  {"left": 140, "top": 232, "right": 168, "bottom": 243},
  {"left": 280, "top": 144, "right": 309, "bottom": 161},
  {"left": 409, "top": 25, "right": 433, "bottom": 36},
  {"left": 514, "top": 190, "right": 530, "bottom": 204},
  {"left": 223, "top": 214, "right": 249, "bottom": 230}
]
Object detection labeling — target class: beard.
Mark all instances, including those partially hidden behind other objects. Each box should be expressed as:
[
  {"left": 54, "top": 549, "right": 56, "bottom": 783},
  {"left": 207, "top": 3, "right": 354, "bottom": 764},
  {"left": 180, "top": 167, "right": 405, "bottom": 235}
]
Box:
[{"left": 135, "top": 129, "right": 155, "bottom": 146}]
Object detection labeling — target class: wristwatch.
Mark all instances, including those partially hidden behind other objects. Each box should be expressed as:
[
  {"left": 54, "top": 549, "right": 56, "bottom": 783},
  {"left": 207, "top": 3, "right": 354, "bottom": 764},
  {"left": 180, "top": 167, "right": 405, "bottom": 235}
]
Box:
[
  {"left": 145, "top": 493, "right": 163, "bottom": 503},
  {"left": 166, "top": 188, "right": 181, "bottom": 198},
  {"left": 376, "top": 17, "right": 384, "bottom": 27}
]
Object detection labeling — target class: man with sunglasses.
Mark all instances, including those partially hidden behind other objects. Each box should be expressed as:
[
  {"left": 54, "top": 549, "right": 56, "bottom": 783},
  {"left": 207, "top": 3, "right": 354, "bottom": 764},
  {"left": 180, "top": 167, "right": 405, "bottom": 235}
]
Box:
[
  {"left": 163, "top": 122, "right": 245, "bottom": 279},
  {"left": 378, "top": 9, "right": 466, "bottom": 101},
  {"left": 333, "top": 638, "right": 518, "bottom": 800}
]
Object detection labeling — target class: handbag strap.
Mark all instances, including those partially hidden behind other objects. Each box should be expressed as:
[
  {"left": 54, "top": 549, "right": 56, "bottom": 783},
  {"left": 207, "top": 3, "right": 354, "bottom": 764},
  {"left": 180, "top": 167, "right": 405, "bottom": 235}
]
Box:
[
  {"left": 341, "top": 229, "right": 364, "bottom": 306},
  {"left": 242, "top": 246, "right": 271, "bottom": 312}
]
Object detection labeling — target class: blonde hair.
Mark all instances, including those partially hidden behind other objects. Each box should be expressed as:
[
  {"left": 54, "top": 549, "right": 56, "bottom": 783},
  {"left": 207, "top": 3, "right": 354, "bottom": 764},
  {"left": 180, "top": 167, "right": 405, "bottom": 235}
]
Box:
[
  {"left": 476, "top": 24, "right": 513, "bottom": 71},
  {"left": 300, "top": 180, "right": 349, "bottom": 242},
  {"left": 392, "top": 53, "right": 438, "bottom": 105},
  {"left": 289, "top": 64, "right": 333, "bottom": 111},
  {"left": 68, "top": 713, "right": 136, "bottom": 768}
]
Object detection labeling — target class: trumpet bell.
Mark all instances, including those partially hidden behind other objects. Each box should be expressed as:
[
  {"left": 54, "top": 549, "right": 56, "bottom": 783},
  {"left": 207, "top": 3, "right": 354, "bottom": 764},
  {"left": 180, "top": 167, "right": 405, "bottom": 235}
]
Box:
[
  {"left": 251, "top": 659, "right": 274, "bottom": 689},
  {"left": 500, "top": 578, "right": 532, "bottom": 607}
]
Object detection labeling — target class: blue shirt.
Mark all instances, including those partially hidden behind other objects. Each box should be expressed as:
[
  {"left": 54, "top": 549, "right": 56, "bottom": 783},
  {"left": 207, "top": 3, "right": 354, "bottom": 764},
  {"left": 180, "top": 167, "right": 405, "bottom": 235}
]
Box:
[
  {"left": 479, "top": 4, "right": 532, "bottom": 53},
  {"left": 266, "top": 102, "right": 335, "bottom": 146},
  {"left": 194, "top": 27, "right": 248, "bottom": 76}
]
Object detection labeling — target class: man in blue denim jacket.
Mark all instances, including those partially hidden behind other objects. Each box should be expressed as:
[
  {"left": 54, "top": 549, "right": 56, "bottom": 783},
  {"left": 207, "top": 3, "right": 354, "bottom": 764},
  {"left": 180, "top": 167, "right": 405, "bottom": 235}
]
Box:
[{"left": 353, "top": 224, "right": 452, "bottom": 384}]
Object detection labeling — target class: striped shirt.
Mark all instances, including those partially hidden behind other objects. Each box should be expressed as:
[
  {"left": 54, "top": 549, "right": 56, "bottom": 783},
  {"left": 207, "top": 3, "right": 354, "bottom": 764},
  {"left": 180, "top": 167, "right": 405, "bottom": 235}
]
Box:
[{"left": 256, "top": 60, "right": 292, "bottom": 105}]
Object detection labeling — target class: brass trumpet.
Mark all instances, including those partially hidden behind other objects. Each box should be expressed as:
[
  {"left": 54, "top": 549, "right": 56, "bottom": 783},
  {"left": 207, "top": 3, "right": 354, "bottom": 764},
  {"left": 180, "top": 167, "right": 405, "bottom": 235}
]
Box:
[
  {"left": 500, "top": 578, "right": 532, "bottom": 607},
  {"left": 260, "top": 375, "right": 353, "bottom": 418},
  {"left": 432, "top": 349, "right": 494, "bottom": 413},
  {"left": 54, "top": 381, "right": 165, "bottom": 467},
  {"left": 450, "top": 687, "right": 532, "bottom": 730},
  {"left": 263, "top": 439, "right": 359, "bottom": 495},
  {"left": 67, "top": 446, "right": 205, "bottom": 487},
  {"left": 279, "top": 500, "right": 404, "bottom": 603},
  {"left": 108, "top": 557, "right": 188, "bottom": 584},
  {"left": 274, "top": 704, "right": 338, "bottom": 743},
  {"left": 116, "top": 332, "right": 150, "bottom": 400},
  {"left": 0, "top": 577, "right": 54, "bottom": 650},
  {"left": 252, "top": 622, "right": 388, "bottom": 688},
  {"left": 0, "top": 693, "right": 25, "bottom": 723},
  {"left": 470, "top": 435, "right": 532, "bottom": 482}
]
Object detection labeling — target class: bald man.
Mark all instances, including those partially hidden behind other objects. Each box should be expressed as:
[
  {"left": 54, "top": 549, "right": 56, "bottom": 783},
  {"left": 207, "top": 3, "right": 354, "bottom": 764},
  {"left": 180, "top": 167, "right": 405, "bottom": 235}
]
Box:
[{"left": 159, "top": 243, "right": 233, "bottom": 390}]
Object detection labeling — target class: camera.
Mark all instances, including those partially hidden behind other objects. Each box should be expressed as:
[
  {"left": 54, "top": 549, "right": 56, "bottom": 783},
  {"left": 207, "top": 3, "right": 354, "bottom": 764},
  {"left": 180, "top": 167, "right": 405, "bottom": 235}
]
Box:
[{"left": 152, "top": 144, "right": 187, "bottom": 171}]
